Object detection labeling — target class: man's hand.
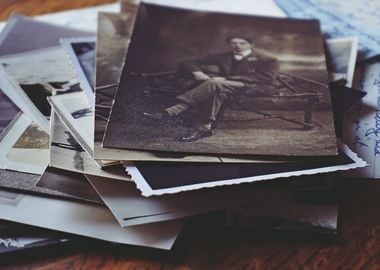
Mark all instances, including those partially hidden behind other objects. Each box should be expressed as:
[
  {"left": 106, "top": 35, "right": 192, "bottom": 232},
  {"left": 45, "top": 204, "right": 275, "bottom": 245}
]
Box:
[{"left": 193, "top": 71, "right": 210, "bottom": 81}]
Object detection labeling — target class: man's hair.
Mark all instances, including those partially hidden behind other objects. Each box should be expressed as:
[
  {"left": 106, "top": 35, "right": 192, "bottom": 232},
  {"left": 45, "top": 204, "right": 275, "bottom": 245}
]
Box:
[{"left": 226, "top": 36, "right": 253, "bottom": 44}]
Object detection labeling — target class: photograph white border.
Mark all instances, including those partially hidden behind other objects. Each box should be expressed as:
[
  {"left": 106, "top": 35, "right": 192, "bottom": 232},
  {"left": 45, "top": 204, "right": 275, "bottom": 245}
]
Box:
[
  {"left": 61, "top": 37, "right": 97, "bottom": 107},
  {"left": 0, "top": 113, "right": 48, "bottom": 175},
  {"left": 326, "top": 36, "right": 358, "bottom": 87},
  {"left": 127, "top": 141, "right": 367, "bottom": 196}
]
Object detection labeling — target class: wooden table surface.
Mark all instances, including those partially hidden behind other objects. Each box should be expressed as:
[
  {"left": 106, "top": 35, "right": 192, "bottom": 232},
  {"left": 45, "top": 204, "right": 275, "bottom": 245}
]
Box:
[{"left": 0, "top": 1, "right": 380, "bottom": 269}]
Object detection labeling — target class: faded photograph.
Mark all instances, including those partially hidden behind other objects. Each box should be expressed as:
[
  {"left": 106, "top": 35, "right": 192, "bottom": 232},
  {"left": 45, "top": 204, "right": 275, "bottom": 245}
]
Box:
[
  {"left": 61, "top": 37, "right": 96, "bottom": 101},
  {"left": 48, "top": 92, "right": 93, "bottom": 156},
  {"left": 71, "top": 42, "right": 96, "bottom": 90},
  {"left": 7, "top": 122, "right": 50, "bottom": 167},
  {"left": 0, "top": 167, "right": 101, "bottom": 204},
  {"left": 104, "top": 4, "right": 338, "bottom": 156},
  {"left": 127, "top": 142, "right": 365, "bottom": 196},
  {"left": 36, "top": 167, "right": 102, "bottom": 204},
  {"left": 95, "top": 12, "right": 136, "bottom": 154},
  {"left": 0, "top": 113, "right": 49, "bottom": 175},
  {"left": 325, "top": 37, "right": 358, "bottom": 87},
  {"left": 0, "top": 47, "right": 80, "bottom": 134},
  {"left": 50, "top": 112, "right": 129, "bottom": 180}
]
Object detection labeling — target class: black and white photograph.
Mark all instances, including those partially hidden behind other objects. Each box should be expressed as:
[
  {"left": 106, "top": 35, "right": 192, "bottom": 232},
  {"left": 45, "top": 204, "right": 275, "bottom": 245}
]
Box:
[
  {"left": 0, "top": 113, "right": 49, "bottom": 175},
  {"left": 104, "top": 3, "right": 338, "bottom": 156},
  {"left": 94, "top": 12, "right": 136, "bottom": 159},
  {"left": 94, "top": 11, "right": 233, "bottom": 162},
  {"left": 49, "top": 111, "right": 130, "bottom": 181},
  {"left": 61, "top": 37, "right": 96, "bottom": 104},
  {"left": 86, "top": 173, "right": 277, "bottom": 227},
  {"left": 48, "top": 91, "right": 119, "bottom": 167},
  {"left": 48, "top": 91, "right": 94, "bottom": 157},
  {"left": 0, "top": 188, "right": 183, "bottom": 250},
  {"left": 35, "top": 167, "right": 102, "bottom": 204},
  {"left": 126, "top": 141, "right": 365, "bottom": 196},
  {"left": 0, "top": 166, "right": 100, "bottom": 204},
  {"left": 0, "top": 47, "right": 79, "bottom": 133},
  {"left": 325, "top": 37, "right": 358, "bottom": 87}
]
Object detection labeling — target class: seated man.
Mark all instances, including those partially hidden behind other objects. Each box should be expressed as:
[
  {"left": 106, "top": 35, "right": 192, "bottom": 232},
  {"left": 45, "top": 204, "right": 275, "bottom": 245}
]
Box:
[{"left": 145, "top": 36, "right": 279, "bottom": 142}]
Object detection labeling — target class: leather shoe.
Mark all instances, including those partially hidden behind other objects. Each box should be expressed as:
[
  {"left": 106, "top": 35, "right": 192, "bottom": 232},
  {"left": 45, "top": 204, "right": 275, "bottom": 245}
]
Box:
[
  {"left": 303, "top": 123, "right": 315, "bottom": 130},
  {"left": 177, "top": 129, "right": 213, "bottom": 142},
  {"left": 143, "top": 111, "right": 170, "bottom": 120}
]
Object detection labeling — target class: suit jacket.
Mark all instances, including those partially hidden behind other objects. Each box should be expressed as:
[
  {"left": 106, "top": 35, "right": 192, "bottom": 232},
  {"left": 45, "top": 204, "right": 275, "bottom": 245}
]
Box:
[{"left": 179, "top": 50, "right": 279, "bottom": 84}]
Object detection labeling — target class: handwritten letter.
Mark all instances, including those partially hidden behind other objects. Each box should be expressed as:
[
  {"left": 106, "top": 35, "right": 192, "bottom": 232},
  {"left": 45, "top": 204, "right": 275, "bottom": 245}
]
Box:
[{"left": 343, "top": 61, "right": 380, "bottom": 178}]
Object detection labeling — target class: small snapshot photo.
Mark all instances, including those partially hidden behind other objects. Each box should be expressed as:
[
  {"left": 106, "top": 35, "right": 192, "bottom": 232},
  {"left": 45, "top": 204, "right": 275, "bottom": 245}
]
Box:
[
  {"left": 104, "top": 3, "right": 338, "bottom": 157},
  {"left": 61, "top": 37, "right": 96, "bottom": 100}
]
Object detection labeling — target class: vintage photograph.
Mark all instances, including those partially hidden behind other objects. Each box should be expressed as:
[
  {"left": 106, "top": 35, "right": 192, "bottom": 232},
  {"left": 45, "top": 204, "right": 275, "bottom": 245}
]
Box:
[
  {"left": 61, "top": 37, "right": 96, "bottom": 103},
  {"left": 0, "top": 188, "right": 183, "bottom": 250},
  {"left": 127, "top": 142, "right": 365, "bottom": 196},
  {"left": 50, "top": 111, "right": 130, "bottom": 180},
  {"left": 36, "top": 167, "right": 102, "bottom": 204},
  {"left": 325, "top": 37, "right": 358, "bottom": 87},
  {"left": 86, "top": 173, "right": 276, "bottom": 227},
  {"left": 94, "top": 12, "right": 136, "bottom": 159},
  {"left": 0, "top": 47, "right": 80, "bottom": 132},
  {"left": 49, "top": 92, "right": 120, "bottom": 167},
  {"left": 48, "top": 92, "right": 94, "bottom": 157},
  {"left": 0, "top": 166, "right": 101, "bottom": 204},
  {"left": 0, "top": 113, "right": 49, "bottom": 175},
  {"left": 104, "top": 4, "right": 338, "bottom": 156},
  {"left": 94, "top": 11, "right": 226, "bottom": 162}
]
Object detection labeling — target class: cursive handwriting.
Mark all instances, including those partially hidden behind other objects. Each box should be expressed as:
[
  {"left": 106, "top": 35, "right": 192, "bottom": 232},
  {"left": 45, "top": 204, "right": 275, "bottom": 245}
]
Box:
[
  {"left": 365, "top": 112, "right": 380, "bottom": 137},
  {"left": 354, "top": 135, "right": 369, "bottom": 148},
  {"left": 375, "top": 140, "right": 380, "bottom": 156}
]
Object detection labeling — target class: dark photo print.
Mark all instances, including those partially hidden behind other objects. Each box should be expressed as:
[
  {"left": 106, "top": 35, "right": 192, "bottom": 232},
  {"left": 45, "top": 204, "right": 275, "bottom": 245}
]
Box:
[{"left": 104, "top": 3, "right": 338, "bottom": 157}]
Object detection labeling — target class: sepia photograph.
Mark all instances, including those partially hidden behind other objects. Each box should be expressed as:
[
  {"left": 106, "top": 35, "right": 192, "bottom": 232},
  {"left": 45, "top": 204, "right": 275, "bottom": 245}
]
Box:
[
  {"left": 104, "top": 4, "right": 338, "bottom": 156},
  {"left": 94, "top": 11, "right": 136, "bottom": 159}
]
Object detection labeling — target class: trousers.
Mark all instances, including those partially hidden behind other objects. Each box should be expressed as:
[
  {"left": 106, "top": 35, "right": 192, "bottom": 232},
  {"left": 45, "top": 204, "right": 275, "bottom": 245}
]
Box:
[{"left": 176, "top": 79, "right": 247, "bottom": 122}]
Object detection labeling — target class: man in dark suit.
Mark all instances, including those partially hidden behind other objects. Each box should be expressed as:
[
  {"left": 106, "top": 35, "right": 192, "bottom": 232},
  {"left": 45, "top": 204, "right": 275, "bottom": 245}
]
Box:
[{"left": 145, "top": 36, "right": 279, "bottom": 142}]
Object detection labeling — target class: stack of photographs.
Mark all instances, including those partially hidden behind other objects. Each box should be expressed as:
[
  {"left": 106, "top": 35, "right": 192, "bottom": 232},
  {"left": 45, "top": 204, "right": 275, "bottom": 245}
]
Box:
[{"left": 0, "top": 0, "right": 373, "bottom": 253}]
